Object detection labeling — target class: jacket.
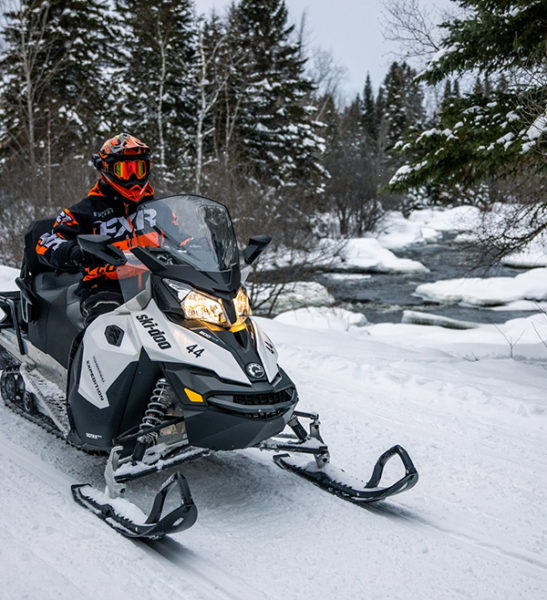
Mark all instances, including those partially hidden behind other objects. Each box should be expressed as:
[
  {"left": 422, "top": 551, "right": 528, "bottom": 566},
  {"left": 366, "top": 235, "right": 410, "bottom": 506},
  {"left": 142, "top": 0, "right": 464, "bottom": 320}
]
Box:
[{"left": 36, "top": 179, "right": 157, "bottom": 286}]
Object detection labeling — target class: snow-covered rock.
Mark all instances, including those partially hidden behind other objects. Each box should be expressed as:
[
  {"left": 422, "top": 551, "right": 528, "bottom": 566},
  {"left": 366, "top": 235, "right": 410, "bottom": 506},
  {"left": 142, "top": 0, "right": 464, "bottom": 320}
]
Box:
[
  {"left": 415, "top": 267, "right": 547, "bottom": 306},
  {"left": 375, "top": 211, "right": 443, "bottom": 250},
  {"left": 402, "top": 310, "right": 480, "bottom": 330},
  {"left": 338, "top": 237, "right": 428, "bottom": 273}
]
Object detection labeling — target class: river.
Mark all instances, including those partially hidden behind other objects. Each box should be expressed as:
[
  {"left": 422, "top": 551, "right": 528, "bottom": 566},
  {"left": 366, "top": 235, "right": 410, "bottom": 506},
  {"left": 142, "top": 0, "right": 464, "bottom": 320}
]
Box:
[{"left": 314, "top": 232, "right": 535, "bottom": 325}]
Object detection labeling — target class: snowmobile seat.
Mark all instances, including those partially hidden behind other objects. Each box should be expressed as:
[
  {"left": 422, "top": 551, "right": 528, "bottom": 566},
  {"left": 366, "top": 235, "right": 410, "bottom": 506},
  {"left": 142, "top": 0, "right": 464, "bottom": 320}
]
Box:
[
  {"left": 19, "top": 218, "right": 84, "bottom": 366},
  {"left": 27, "top": 272, "right": 84, "bottom": 367}
]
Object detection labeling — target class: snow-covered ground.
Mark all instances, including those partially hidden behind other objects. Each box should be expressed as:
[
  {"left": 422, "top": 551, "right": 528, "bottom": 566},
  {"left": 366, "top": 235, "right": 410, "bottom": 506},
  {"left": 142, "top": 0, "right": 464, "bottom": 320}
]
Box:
[
  {"left": 1, "top": 304, "right": 546, "bottom": 599},
  {"left": 1, "top": 206, "right": 547, "bottom": 599}
]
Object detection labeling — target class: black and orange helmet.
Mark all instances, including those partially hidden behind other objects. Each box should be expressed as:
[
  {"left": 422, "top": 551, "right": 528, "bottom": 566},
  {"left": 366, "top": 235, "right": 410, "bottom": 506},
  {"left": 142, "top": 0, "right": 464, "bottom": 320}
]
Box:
[{"left": 92, "top": 133, "right": 151, "bottom": 203}]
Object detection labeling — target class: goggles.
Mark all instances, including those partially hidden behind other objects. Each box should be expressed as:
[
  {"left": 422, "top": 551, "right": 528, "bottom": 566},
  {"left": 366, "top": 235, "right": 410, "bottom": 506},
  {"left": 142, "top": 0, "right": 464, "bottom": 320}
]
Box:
[{"left": 112, "top": 160, "right": 148, "bottom": 180}]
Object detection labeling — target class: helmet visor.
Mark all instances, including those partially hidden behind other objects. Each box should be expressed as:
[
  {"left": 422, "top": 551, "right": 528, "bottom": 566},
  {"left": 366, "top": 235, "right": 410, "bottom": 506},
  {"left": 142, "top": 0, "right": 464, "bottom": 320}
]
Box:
[{"left": 113, "top": 160, "right": 148, "bottom": 180}]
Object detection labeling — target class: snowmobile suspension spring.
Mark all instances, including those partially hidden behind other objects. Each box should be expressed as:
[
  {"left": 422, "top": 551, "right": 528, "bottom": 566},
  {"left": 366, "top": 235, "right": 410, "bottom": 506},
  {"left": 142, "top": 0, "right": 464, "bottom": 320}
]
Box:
[
  {"left": 139, "top": 378, "right": 172, "bottom": 438},
  {"left": 131, "top": 378, "right": 174, "bottom": 464}
]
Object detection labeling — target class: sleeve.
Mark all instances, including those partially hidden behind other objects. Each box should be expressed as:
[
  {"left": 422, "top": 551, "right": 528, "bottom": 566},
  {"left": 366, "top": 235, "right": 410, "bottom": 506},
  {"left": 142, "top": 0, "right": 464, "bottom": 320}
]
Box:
[{"left": 35, "top": 207, "right": 84, "bottom": 270}]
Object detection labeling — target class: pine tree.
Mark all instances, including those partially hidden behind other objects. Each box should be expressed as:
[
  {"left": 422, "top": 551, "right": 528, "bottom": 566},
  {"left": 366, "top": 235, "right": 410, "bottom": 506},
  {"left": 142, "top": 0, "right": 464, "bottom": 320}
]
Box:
[
  {"left": 226, "top": 0, "right": 325, "bottom": 191},
  {"left": 0, "top": 0, "right": 114, "bottom": 204},
  {"left": 381, "top": 62, "right": 424, "bottom": 152},
  {"left": 324, "top": 94, "right": 380, "bottom": 235},
  {"left": 373, "top": 61, "right": 425, "bottom": 195},
  {"left": 46, "top": 1, "right": 114, "bottom": 153},
  {"left": 390, "top": 0, "right": 546, "bottom": 222},
  {"left": 362, "top": 73, "right": 376, "bottom": 141},
  {"left": 0, "top": 1, "right": 110, "bottom": 161},
  {"left": 114, "top": 0, "right": 196, "bottom": 186}
]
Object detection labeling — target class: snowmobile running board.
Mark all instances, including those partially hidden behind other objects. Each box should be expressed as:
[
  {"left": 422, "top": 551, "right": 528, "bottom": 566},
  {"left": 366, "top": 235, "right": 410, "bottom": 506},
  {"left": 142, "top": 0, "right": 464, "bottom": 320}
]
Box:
[
  {"left": 71, "top": 472, "right": 198, "bottom": 540},
  {"left": 273, "top": 445, "right": 418, "bottom": 504}
]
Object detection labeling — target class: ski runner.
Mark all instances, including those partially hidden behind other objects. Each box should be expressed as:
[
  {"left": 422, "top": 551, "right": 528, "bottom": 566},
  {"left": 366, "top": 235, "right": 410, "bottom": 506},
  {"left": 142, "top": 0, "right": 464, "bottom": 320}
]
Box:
[{"left": 36, "top": 133, "right": 157, "bottom": 325}]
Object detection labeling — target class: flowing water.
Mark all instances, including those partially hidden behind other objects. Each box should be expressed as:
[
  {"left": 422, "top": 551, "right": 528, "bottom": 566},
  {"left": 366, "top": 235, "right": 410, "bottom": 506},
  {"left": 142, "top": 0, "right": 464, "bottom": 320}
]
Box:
[{"left": 314, "top": 232, "right": 535, "bottom": 325}]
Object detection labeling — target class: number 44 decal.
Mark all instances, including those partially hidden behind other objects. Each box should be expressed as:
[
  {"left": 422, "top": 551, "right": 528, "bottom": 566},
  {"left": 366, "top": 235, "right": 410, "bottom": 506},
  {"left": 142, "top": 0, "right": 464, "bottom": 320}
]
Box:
[{"left": 186, "top": 344, "right": 204, "bottom": 358}]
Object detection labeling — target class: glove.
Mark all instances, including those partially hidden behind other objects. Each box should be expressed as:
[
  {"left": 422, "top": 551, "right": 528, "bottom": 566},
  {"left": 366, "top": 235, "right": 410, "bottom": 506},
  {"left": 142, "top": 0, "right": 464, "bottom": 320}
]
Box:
[{"left": 69, "top": 245, "right": 102, "bottom": 269}]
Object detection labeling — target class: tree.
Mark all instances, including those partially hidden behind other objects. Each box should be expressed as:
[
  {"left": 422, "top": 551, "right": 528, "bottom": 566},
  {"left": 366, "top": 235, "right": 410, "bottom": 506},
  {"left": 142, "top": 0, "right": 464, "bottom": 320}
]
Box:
[
  {"left": 324, "top": 95, "right": 380, "bottom": 236},
  {"left": 390, "top": 0, "right": 546, "bottom": 252},
  {"left": 362, "top": 73, "right": 377, "bottom": 141},
  {"left": 0, "top": 0, "right": 61, "bottom": 169},
  {"left": 226, "top": 0, "right": 326, "bottom": 191},
  {"left": 375, "top": 61, "right": 425, "bottom": 207},
  {"left": 0, "top": 0, "right": 113, "bottom": 202},
  {"left": 114, "top": 0, "right": 196, "bottom": 188}
]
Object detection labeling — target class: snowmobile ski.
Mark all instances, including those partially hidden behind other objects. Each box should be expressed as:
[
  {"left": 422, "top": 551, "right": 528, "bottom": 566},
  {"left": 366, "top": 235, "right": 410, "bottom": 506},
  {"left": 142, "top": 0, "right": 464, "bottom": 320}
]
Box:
[
  {"left": 71, "top": 472, "right": 198, "bottom": 540},
  {"left": 273, "top": 445, "right": 418, "bottom": 504}
]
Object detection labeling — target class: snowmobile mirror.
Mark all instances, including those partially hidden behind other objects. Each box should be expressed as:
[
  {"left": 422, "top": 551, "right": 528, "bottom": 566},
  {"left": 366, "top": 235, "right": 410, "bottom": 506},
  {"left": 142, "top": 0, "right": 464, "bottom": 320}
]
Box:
[
  {"left": 77, "top": 234, "right": 126, "bottom": 266},
  {"left": 242, "top": 235, "right": 271, "bottom": 265}
]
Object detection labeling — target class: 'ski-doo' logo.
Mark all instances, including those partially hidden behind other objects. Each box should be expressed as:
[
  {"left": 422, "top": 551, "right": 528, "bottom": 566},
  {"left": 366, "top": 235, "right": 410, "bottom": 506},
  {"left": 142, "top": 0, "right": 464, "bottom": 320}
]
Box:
[
  {"left": 136, "top": 314, "right": 172, "bottom": 350},
  {"left": 246, "top": 362, "right": 265, "bottom": 379}
]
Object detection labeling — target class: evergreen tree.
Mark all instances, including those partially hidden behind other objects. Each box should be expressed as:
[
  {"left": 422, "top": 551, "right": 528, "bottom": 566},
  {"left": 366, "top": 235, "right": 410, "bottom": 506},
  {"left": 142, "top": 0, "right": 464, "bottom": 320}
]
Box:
[
  {"left": 0, "top": 0, "right": 55, "bottom": 168},
  {"left": 226, "top": 0, "right": 325, "bottom": 191},
  {"left": 362, "top": 73, "right": 376, "bottom": 141},
  {"left": 114, "top": 0, "right": 196, "bottom": 186},
  {"left": 390, "top": 0, "right": 546, "bottom": 224},
  {"left": 324, "top": 94, "right": 380, "bottom": 235},
  {"left": 0, "top": 0, "right": 111, "bottom": 164},
  {"left": 46, "top": 0, "right": 113, "bottom": 154},
  {"left": 0, "top": 0, "right": 115, "bottom": 209},
  {"left": 381, "top": 62, "right": 424, "bottom": 151}
]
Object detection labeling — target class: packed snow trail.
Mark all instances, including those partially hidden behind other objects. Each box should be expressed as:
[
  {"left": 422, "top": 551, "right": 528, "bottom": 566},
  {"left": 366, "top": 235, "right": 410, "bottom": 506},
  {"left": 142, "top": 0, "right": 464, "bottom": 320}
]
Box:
[
  {"left": 0, "top": 427, "right": 267, "bottom": 600},
  {"left": 1, "top": 315, "right": 546, "bottom": 599}
]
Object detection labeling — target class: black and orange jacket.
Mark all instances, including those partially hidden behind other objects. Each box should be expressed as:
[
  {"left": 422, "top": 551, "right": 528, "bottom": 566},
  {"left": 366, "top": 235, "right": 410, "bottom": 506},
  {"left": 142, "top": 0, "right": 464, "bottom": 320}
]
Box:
[{"left": 36, "top": 179, "right": 158, "bottom": 286}]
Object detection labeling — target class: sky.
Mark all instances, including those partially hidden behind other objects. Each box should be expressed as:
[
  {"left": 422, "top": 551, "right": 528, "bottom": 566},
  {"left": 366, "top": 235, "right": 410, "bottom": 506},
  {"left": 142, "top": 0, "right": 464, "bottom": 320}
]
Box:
[{"left": 193, "top": 0, "right": 454, "bottom": 99}]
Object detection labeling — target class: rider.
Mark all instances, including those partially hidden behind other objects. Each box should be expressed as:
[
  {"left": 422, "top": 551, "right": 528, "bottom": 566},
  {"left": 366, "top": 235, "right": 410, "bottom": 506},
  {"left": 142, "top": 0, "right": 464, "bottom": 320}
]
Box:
[{"left": 36, "top": 133, "right": 156, "bottom": 325}]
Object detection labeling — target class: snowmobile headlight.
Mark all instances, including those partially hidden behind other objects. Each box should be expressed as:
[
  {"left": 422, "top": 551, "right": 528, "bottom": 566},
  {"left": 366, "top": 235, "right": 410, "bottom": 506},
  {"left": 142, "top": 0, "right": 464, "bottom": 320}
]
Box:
[
  {"left": 181, "top": 290, "right": 228, "bottom": 326},
  {"left": 165, "top": 279, "right": 192, "bottom": 302},
  {"left": 233, "top": 288, "right": 251, "bottom": 323}
]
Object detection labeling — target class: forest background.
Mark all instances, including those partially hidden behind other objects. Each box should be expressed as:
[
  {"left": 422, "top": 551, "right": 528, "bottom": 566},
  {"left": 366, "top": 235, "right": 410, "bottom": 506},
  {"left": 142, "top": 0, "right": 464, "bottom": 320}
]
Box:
[{"left": 0, "top": 0, "right": 544, "bottom": 277}]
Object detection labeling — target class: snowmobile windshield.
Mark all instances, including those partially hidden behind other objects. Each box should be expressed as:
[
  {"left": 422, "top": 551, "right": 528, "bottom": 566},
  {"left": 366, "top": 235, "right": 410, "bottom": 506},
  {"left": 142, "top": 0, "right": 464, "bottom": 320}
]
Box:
[
  {"left": 135, "top": 194, "right": 239, "bottom": 272},
  {"left": 115, "top": 194, "right": 239, "bottom": 303}
]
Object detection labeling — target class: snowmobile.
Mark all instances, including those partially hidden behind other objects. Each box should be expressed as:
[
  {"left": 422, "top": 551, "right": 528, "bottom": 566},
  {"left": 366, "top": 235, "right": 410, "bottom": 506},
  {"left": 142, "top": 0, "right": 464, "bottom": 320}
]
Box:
[{"left": 0, "top": 193, "right": 418, "bottom": 540}]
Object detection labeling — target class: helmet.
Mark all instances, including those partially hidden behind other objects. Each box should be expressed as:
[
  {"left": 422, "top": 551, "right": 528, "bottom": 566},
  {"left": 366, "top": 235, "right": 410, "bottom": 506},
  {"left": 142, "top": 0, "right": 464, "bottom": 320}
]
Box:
[{"left": 92, "top": 133, "right": 151, "bottom": 203}]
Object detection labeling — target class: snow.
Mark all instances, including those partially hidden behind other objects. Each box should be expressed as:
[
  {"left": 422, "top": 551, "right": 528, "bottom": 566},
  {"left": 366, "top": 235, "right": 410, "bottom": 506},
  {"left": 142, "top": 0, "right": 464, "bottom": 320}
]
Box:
[
  {"left": 502, "top": 236, "right": 547, "bottom": 268},
  {"left": 338, "top": 237, "right": 429, "bottom": 273},
  {"left": 406, "top": 205, "right": 482, "bottom": 233},
  {"left": 415, "top": 267, "right": 547, "bottom": 307},
  {"left": 0, "top": 266, "right": 19, "bottom": 291},
  {"left": 274, "top": 306, "right": 368, "bottom": 331},
  {"left": 1, "top": 269, "right": 547, "bottom": 598},
  {"left": 252, "top": 281, "right": 334, "bottom": 313},
  {"left": 376, "top": 211, "right": 443, "bottom": 249},
  {"left": 0, "top": 266, "right": 20, "bottom": 320},
  {"left": 367, "top": 312, "right": 547, "bottom": 362},
  {"left": 527, "top": 113, "right": 547, "bottom": 140}
]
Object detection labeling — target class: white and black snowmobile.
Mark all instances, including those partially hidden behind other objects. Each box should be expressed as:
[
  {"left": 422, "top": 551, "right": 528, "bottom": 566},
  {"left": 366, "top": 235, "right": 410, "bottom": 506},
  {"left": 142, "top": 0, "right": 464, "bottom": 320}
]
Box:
[{"left": 0, "top": 194, "right": 418, "bottom": 540}]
